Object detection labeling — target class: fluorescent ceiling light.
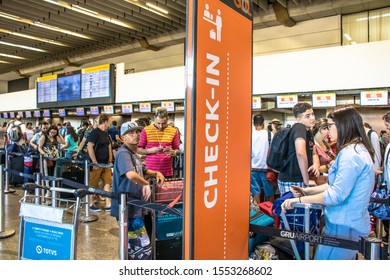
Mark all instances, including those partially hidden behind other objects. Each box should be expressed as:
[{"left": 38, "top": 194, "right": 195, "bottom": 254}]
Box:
[
  {"left": 0, "top": 60, "right": 12, "bottom": 64},
  {"left": 32, "top": 21, "right": 92, "bottom": 39},
  {"left": 124, "top": 0, "right": 171, "bottom": 18},
  {"left": 343, "top": 33, "right": 352, "bottom": 41},
  {"left": 357, "top": 12, "right": 390, "bottom": 21},
  {"left": 0, "top": 53, "right": 27, "bottom": 59},
  {"left": 0, "top": 28, "right": 67, "bottom": 46},
  {"left": 71, "top": 4, "right": 99, "bottom": 15},
  {"left": 43, "top": 0, "right": 137, "bottom": 30},
  {"left": 0, "top": 41, "right": 47, "bottom": 52},
  {"left": 146, "top": 3, "right": 169, "bottom": 14},
  {"left": 0, "top": 10, "right": 93, "bottom": 40},
  {"left": 0, "top": 12, "right": 22, "bottom": 21}
]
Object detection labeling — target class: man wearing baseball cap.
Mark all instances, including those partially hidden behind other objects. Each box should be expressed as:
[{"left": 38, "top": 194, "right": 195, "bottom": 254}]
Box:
[{"left": 111, "top": 121, "right": 165, "bottom": 260}]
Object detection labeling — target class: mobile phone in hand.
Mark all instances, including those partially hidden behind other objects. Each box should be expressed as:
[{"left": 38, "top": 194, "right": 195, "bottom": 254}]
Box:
[{"left": 291, "top": 185, "right": 305, "bottom": 196}]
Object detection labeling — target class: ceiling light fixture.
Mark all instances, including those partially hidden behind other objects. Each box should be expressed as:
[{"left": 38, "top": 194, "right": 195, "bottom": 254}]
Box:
[
  {"left": 0, "top": 60, "right": 11, "bottom": 64},
  {"left": 43, "top": 0, "right": 136, "bottom": 30},
  {"left": 0, "top": 10, "right": 93, "bottom": 40},
  {"left": 124, "top": 0, "right": 171, "bottom": 18},
  {"left": 145, "top": 3, "right": 169, "bottom": 14},
  {"left": 0, "top": 53, "right": 26, "bottom": 59},
  {"left": 32, "top": 21, "right": 92, "bottom": 39},
  {"left": 0, "top": 28, "right": 68, "bottom": 47},
  {"left": 71, "top": 4, "right": 99, "bottom": 16},
  {"left": 0, "top": 41, "right": 47, "bottom": 52}
]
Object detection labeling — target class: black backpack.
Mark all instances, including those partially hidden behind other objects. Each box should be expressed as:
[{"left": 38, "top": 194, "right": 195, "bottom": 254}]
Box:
[
  {"left": 266, "top": 127, "right": 295, "bottom": 172},
  {"left": 367, "top": 129, "right": 385, "bottom": 166},
  {"left": 9, "top": 122, "right": 23, "bottom": 142}
]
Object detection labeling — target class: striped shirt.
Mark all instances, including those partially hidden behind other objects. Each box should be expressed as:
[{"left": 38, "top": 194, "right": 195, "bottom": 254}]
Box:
[{"left": 138, "top": 125, "right": 180, "bottom": 177}]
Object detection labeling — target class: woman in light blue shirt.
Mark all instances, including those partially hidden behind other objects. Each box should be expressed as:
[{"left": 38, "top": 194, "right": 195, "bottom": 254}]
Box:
[
  {"left": 282, "top": 105, "right": 375, "bottom": 260},
  {"left": 62, "top": 126, "right": 79, "bottom": 159}
]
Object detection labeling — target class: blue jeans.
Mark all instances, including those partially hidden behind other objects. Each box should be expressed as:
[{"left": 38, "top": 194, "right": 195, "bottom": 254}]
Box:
[
  {"left": 314, "top": 216, "right": 363, "bottom": 260},
  {"left": 250, "top": 171, "right": 274, "bottom": 197}
]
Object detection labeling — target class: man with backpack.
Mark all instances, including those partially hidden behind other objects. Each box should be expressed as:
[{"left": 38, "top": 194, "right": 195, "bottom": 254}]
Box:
[
  {"left": 275, "top": 102, "right": 319, "bottom": 195},
  {"left": 6, "top": 115, "right": 26, "bottom": 150},
  {"left": 251, "top": 113, "right": 275, "bottom": 203}
]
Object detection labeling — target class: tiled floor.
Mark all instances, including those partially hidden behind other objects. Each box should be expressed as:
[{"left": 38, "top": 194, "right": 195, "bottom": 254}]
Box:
[{"left": 0, "top": 187, "right": 120, "bottom": 260}]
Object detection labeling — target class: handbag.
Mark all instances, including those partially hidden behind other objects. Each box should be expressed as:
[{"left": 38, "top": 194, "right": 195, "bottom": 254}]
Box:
[
  {"left": 368, "top": 184, "right": 390, "bottom": 220},
  {"left": 155, "top": 180, "right": 183, "bottom": 205},
  {"left": 266, "top": 170, "right": 278, "bottom": 187}
]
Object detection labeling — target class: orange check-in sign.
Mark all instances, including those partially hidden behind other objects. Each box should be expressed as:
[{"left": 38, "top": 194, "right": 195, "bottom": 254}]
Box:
[{"left": 184, "top": 0, "right": 253, "bottom": 260}]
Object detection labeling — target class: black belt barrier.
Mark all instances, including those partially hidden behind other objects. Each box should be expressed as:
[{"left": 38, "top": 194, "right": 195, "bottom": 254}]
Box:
[{"left": 250, "top": 224, "right": 388, "bottom": 260}]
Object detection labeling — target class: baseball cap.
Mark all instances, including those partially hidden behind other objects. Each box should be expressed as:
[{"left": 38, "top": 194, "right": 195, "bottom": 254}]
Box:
[{"left": 120, "top": 121, "right": 143, "bottom": 136}]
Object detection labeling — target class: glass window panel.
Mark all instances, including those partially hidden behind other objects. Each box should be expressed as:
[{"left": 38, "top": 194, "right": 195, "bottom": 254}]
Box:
[
  {"left": 369, "top": 7, "right": 390, "bottom": 42},
  {"left": 342, "top": 12, "right": 369, "bottom": 45}
]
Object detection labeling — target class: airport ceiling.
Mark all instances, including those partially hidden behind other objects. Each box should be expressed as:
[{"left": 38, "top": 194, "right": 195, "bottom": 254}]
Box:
[{"left": 0, "top": 0, "right": 388, "bottom": 81}]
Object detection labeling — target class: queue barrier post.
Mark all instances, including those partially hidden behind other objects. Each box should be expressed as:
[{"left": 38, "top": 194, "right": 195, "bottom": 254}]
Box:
[
  {"left": 79, "top": 159, "right": 98, "bottom": 223},
  {"left": 119, "top": 193, "right": 128, "bottom": 260},
  {"left": 4, "top": 147, "right": 15, "bottom": 194},
  {"left": 0, "top": 164, "right": 16, "bottom": 238},
  {"left": 34, "top": 172, "right": 42, "bottom": 205}
]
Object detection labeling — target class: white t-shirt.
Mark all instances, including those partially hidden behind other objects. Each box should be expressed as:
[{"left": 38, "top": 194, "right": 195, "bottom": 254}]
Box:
[
  {"left": 251, "top": 129, "right": 273, "bottom": 169},
  {"left": 25, "top": 128, "right": 34, "bottom": 141}
]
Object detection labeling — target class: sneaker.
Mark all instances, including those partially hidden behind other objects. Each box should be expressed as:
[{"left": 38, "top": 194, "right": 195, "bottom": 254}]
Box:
[
  {"left": 105, "top": 207, "right": 111, "bottom": 212},
  {"left": 90, "top": 205, "right": 101, "bottom": 212}
]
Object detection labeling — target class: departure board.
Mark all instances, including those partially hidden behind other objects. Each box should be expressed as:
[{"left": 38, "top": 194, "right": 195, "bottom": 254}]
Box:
[
  {"left": 57, "top": 72, "right": 81, "bottom": 101},
  {"left": 25, "top": 111, "right": 32, "bottom": 118},
  {"left": 81, "top": 64, "right": 110, "bottom": 99},
  {"left": 37, "top": 75, "right": 57, "bottom": 103}
]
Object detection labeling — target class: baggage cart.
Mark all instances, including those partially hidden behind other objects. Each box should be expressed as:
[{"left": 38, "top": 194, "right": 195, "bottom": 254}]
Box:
[
  {"left": 18, "top": 183, "right": 87, "bottom": 260},
  {"left": 151, "top": 178, "right": 183, "bottom": 260},
  {"left": 279, "top": 202, "right": 323, "bottom": 260}
]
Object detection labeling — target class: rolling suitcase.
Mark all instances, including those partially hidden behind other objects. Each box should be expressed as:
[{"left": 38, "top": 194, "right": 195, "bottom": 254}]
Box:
[
  {"left": 9, "top": 155, "right": 24, "bottom": 186},
  {"left": 249, "top": 210, "right": 274, "bottom": 255},
  {"left": 58, "top": 161, "right": 85, "bottom": 199}
]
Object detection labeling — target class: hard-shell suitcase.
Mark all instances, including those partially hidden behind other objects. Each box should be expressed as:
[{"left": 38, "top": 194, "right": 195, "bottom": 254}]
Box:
[
  {"left": 58, "top": 161, "right": 85, "bottom": 198},
  {"left": 249, "top": 210, "right": 274, "bottom": 255},
  {"left": 9, "top": 155, "right": 24, "bottom": 186}
]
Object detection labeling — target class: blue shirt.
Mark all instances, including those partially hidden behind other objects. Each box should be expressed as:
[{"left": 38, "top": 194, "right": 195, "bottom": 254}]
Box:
[{"left": 324, "top": 143, "right": 374, "bottom": 235}]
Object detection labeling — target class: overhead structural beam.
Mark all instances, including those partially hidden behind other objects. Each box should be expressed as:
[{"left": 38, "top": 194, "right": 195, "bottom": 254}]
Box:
[
  {"left": 252, "top": 0, "right": 269, "bottom": 11},
  {"left": 272, "top": 0, "right": 296, "bottom": 27},
  {"left": 275, "top": 0, "right": 287, "bottom": 8},
  {"left": 137, "top": 37, "right": 160, "bottom": 52}
]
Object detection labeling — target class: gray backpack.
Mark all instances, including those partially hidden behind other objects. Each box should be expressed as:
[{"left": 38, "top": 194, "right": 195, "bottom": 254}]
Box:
[{"left": 9, "top": 123, "right": 23, "bottom": 142}]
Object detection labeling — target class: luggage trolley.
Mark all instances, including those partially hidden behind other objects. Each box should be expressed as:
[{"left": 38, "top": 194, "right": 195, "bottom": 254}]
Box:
[
  {"left": 151, "top": 178, "right": 184, "bottom": 260},
  {"left": 18, "top": 183, "right": 88, "bottom": 260},
  {"left": 279, "top": 202, "right": 324, "bottom": 260}
]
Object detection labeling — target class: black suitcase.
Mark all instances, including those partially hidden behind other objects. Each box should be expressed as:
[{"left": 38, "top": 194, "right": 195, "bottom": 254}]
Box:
[
  {"left": 58, "top": 163, "right": 85, "bottom": 199},
  {"left": 156, "top": 237, "right": 182, "bottom": 260},
  {"left": 9, "top": 155, "right": 24, "bottom": 186}
]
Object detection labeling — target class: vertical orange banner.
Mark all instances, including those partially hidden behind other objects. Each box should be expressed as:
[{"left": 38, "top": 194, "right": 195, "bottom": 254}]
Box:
[{"left": 184, "top": 0, "right": 253, "bottom": 259}]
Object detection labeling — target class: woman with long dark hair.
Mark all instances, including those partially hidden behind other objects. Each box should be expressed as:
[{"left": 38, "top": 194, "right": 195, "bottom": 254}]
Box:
[
  {"left": 61, "top": 125, "right": 79, "bottom": 159},
  {"left": 282, "top": 105, "right": 375, "bottom": 259}
]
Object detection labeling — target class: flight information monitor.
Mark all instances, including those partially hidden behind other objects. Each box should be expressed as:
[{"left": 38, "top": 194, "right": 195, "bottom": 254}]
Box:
[
  {"left": 57, "top": 71, "right": 81, "bottom": 105},
  {"left": 58, "top": 109, "right": 66, "bottom": 117},
  {"left": 43, "top": 110, "right": 51, "bottom": 117},
  {"left": 81, "top": 64, "right": 114, "bottom": 105},
  {"left": 37, "top": 75, "right": 57, "bottom": 108},
  {"left": 33, "top": 110, "right": 41, "bottom": 118},
  {"left": 76, "top": 107, "right": 85, "bottom": 116}
]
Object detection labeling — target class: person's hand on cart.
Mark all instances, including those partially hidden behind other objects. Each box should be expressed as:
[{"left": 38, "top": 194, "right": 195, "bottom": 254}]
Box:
[
  {"left": 142, "top": 184, "right": 151, "bottom": 201},
  {"left": 155, "top": 171, "right": 165, "bottom": 187},
  {"left": 291, "top": 185, "right": 306, "bottom": 197}
]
